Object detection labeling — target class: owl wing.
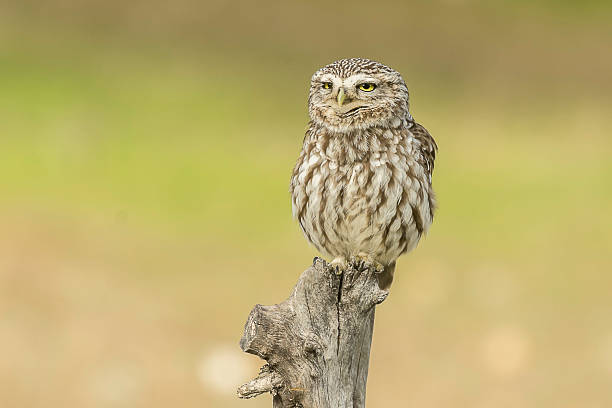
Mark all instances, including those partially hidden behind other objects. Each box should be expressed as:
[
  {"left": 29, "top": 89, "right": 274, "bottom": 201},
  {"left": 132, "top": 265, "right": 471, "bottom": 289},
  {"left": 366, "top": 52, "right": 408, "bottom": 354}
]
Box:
[{"left": 410, "top": 121, "right": 437, "bottom": 185}]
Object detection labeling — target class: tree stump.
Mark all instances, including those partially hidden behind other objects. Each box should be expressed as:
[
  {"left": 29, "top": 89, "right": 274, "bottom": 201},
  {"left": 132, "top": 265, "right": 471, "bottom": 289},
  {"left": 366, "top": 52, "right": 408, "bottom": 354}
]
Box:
[{"left": 237, "top": 257, "right": 389, "bottom": 408}]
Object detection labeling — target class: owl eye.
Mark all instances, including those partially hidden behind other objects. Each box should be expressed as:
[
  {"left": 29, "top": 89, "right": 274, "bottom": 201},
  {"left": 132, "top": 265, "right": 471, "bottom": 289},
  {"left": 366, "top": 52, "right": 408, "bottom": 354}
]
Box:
[
  {"left": 322, "top": 82, "right": 333, "bottom": 90},
  {"left": 358, "top": 83, "right": 376, "bottom": 92}
]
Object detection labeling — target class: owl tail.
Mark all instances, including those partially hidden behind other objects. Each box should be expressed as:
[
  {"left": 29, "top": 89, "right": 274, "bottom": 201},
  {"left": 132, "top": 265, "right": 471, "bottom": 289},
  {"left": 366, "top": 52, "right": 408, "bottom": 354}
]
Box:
[{"left": 378, "top": 261, "right": 396, "bottom": 290}]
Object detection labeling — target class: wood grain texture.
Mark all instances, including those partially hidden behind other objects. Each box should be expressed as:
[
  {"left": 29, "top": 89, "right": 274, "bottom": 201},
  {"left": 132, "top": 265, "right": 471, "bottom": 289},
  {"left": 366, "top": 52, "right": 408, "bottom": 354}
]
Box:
[{"left": 237, "top": 257, "right": 389, "bottom": 408}]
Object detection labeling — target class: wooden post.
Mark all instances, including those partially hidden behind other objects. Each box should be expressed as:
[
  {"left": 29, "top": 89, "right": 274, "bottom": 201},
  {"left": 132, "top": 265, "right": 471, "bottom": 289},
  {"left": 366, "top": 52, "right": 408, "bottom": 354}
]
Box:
[{"left": 237, "top": 257, "right": 389, "bottom": 408}]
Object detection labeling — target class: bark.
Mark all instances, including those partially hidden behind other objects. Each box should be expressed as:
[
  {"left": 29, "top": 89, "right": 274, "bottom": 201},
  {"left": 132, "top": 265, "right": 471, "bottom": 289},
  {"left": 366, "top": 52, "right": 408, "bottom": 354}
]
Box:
[{"left": 237, "top": 257, "right": 389, "bottom": 408}]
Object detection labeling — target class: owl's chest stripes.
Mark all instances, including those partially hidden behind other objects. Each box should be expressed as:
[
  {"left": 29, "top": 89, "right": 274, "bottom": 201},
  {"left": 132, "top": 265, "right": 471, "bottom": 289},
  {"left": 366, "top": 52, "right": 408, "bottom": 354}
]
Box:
[
  {"left": 325, "top": 161, "right": 398, "bottom": 234},
  {"left": 294, "top": 153, "right": 429, "bottom": 261}
]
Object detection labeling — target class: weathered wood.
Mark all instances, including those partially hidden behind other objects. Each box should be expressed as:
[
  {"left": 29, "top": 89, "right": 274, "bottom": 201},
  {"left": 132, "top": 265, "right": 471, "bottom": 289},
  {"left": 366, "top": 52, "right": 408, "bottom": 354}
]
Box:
[{"left": 237, "top": 257, "right": 389, "bottom": 408}]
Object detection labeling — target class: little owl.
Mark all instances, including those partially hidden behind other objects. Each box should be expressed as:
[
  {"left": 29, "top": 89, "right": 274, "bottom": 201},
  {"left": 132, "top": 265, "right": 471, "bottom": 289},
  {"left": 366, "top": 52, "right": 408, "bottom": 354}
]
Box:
[{"left": 290, "top": 58, "right": 437, "bottom": 289}]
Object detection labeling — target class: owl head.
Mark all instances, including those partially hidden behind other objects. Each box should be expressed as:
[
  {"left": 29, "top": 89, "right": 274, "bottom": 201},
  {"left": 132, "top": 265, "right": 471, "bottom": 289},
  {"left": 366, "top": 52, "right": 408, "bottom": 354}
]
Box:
[{"left": 308, "top": 58, "right": 411, "bottom": 133}]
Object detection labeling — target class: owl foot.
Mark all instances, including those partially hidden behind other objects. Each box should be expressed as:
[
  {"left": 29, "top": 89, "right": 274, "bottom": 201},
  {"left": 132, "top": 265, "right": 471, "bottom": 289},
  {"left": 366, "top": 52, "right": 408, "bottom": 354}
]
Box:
[
  {"left": 351, "top": 253, "right": 385, "bottom": 273},
  {"left": 328, "top": 257, "right": 348, "bottom": 275}
]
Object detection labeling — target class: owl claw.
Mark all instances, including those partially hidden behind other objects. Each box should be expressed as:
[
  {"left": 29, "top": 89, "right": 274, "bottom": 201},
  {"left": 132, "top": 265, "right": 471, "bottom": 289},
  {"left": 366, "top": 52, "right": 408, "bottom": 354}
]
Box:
[
  {"left": 351, "top": 253, "right": 384, "bottom": 273},
  {"left": 328, "top": 257, "right": 348, "bottom": 275}
]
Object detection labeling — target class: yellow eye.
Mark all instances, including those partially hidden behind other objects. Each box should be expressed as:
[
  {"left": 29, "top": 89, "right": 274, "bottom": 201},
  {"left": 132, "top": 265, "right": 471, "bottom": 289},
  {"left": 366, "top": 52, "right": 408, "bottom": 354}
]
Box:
[
  {"left": 322, "top": 82, "right": 332, "bottom": 89},
  {"left": 358, "top": 83, "right": 376, "bottom": 92}
]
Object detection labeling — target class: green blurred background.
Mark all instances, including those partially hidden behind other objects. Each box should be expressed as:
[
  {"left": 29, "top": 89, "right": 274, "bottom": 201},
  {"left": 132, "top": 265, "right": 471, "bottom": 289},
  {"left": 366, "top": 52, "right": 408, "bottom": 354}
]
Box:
[{"left": 1, "top": 1, "right": 611, "bottom": 407}]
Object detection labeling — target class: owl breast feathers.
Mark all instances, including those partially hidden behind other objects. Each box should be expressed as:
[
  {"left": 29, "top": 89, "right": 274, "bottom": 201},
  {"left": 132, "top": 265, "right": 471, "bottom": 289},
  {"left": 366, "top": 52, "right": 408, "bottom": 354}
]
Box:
[{"left": 290, "top": 58, "right": 437, "bottom": 286}]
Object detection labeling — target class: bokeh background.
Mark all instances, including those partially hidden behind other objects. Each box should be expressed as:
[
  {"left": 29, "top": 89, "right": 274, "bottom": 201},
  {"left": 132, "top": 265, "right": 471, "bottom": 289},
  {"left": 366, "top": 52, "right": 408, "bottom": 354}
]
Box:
[{"left": 1, "top": 1, "right": 611, "bottom": 407}]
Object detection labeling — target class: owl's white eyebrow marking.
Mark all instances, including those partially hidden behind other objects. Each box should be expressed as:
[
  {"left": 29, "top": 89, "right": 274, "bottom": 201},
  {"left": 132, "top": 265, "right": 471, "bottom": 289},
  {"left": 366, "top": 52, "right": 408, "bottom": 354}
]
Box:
[
  {"left": 316, "top": 75, "right": 343, "bottom": 90},
  {"left": 343, "top": 74, "right": 379, "bottom": 87}
]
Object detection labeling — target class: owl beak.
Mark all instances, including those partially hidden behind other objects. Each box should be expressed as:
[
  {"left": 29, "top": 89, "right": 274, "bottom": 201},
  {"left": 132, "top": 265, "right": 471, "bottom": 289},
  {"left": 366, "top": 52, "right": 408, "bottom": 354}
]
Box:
[{"left": 337, "top": 87, "right": 346, "bottom": 107}]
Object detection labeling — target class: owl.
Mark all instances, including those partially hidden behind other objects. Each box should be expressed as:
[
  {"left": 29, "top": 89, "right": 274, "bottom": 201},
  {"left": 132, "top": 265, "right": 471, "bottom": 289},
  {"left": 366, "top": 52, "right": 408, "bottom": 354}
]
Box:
[{"left": 290, "top": 58, "right": 437, "bottom": 289}]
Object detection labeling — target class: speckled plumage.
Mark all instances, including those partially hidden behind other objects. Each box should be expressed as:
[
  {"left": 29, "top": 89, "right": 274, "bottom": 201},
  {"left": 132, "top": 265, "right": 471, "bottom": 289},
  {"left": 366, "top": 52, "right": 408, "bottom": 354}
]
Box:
[{"left": 290, "top": 58, "right": 437, "bottom": 288}]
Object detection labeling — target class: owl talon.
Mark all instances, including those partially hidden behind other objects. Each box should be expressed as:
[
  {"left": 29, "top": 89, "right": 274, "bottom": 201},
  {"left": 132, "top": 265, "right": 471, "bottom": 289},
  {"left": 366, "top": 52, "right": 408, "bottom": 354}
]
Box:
[
  {"left": 328, "top": 257, "right": 348, "bottom": 275},
  {"left": 351, "top": 253, "right": 384, "bottom": 273}
]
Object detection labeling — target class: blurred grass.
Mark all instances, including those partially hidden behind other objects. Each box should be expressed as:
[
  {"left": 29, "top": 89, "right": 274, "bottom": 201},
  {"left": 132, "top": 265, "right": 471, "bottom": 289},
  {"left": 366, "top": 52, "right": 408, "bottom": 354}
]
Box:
[{"left": 1, "top": 1, "right": 612, "bottom": 407}]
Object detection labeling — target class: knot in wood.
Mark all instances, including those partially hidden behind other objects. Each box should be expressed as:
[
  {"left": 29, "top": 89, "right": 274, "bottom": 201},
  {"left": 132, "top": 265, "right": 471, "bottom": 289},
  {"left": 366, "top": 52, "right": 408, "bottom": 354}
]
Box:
[{"left": 302, "top": 333, "right": 322, "bottom": 356}]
